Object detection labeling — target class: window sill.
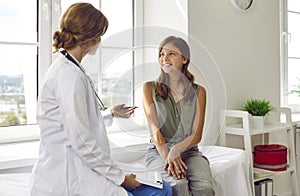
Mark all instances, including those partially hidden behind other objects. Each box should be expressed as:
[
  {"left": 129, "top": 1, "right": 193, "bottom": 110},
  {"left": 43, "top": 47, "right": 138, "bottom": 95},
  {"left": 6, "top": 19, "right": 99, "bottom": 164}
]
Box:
[
  {"left": 0, "top": 116, "right": 148, "bottom": 144},
  {"left": 0, "top": 129, "right": 150, "bottom": 171},
  {"left": 0, "top": 124, "right": 40, "bottom": 144}
]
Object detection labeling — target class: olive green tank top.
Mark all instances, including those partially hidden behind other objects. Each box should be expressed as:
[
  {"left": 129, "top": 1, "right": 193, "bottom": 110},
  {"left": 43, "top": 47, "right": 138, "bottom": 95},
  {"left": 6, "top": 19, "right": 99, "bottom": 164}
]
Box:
[{"left": 152, "top": 81, "right": 200, "bottom": 143}]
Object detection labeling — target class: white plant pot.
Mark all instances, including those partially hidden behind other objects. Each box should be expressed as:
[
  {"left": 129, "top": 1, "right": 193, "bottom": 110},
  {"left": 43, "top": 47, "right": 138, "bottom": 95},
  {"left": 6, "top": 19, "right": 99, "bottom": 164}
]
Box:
[{"left": 252, "top": 116, "right": 264, "bottom": 129}]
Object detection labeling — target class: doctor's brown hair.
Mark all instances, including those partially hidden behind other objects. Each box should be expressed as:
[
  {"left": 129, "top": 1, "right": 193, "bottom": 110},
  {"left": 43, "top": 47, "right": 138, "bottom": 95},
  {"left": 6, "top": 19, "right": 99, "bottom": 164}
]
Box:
[
  {"left": 155, "top": 36, "right": 195, "bottom": 101},
  {"left": 52, "top": 3, "right": 108, "bottom": 52}
]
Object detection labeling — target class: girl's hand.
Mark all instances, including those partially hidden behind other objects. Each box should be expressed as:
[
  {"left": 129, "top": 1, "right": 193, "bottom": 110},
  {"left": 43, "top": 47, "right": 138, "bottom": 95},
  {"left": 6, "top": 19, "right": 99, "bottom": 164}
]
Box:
[
  {"left": 111, "top": 104, "right": 138, "bottom": 118},
  {"left": 165, "top": 146, "right": 187, "bottom": 179},
  {"left": 165, "top": 156, "right": 187, "bottom": 179}
]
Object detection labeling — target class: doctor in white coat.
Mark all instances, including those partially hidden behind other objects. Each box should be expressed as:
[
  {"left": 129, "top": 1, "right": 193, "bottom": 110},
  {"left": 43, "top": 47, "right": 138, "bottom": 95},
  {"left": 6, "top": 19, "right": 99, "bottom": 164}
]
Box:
[{"left": 30, "top": 3, "right": 171, "bottom": 196}]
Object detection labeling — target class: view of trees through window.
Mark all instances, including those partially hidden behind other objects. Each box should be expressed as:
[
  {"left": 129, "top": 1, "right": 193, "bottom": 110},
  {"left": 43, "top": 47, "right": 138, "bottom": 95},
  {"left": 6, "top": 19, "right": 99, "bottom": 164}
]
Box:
[
  {"left": 0, "top": 75, "right": 26, "bottom": 126},
  {"left": 0, "top": 1, "right": 37, "bottom": 127}
]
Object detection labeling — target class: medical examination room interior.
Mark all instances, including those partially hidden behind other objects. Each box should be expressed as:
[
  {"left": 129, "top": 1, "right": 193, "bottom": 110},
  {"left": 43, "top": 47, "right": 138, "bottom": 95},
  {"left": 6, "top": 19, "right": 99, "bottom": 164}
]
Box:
[{"left": 0, "top": 0, "right": 300, "bottom": 195}]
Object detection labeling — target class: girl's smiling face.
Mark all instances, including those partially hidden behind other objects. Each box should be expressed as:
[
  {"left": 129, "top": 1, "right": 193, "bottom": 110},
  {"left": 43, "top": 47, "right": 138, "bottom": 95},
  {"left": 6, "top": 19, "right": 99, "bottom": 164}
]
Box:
[{"left": 159, "top": 43, "right": 187, "bottom": 74}]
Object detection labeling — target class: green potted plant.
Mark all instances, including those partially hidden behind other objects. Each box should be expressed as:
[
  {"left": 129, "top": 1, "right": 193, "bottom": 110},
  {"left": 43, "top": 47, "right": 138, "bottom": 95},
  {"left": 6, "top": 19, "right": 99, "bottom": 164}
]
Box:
[{"left": 241, "top": 98, "right": 273, "bottom": 129}]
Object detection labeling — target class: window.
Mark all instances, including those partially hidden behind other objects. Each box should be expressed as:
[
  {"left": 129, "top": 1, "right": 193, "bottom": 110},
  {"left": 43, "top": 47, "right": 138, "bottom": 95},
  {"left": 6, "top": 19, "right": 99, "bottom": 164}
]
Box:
[
  {"left": 0, "top": 0, "right": 144, "bottom": 144},
  {"left": 60, "top": 0, "right": 144, "bottom": 131},
  {"left": 281, "top": 0, "right": 300, "bottom": 114},
  {"left": 0, "top": 1, "right": 38, "bottom": 127}
]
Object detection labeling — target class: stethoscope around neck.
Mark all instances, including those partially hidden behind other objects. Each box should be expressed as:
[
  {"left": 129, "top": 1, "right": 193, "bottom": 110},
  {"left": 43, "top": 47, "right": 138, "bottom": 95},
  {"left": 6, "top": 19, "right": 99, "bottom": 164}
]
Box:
[{"left": 60, "top": 49, "right": 108, "bottom": 111}]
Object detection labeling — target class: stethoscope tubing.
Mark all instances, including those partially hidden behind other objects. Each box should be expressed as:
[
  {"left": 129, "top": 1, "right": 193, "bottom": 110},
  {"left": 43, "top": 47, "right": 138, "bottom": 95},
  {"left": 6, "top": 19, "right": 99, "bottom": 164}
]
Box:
[{"left": 60, "top": 49, "right": 107, "bottom": 111}]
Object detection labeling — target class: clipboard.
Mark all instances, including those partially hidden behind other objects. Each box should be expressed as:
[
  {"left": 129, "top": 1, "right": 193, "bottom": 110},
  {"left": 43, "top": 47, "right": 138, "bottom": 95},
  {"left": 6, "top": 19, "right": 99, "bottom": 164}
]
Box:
[
  {"left": 117, "top": 162, "right": 163, "bottom": 189},
  {"left": 135, "top": 171, "right": 163, "bottom": 189}
]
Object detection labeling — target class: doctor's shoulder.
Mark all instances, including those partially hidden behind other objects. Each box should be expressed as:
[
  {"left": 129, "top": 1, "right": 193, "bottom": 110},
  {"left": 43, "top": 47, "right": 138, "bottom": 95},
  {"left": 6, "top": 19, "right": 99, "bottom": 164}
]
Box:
[{"left": 50, "top": 57, "right": 84, "bottom": 79}]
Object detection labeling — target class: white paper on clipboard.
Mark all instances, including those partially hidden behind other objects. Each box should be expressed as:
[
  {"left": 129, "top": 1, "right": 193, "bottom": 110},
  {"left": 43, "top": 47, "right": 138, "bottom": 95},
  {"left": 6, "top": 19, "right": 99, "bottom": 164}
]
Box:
[
  {"left": 135, "top": 170, "right": 163, "bottom": 189},
  {"left": 117, "top": 162, "right": 163, "bottom": 189}
]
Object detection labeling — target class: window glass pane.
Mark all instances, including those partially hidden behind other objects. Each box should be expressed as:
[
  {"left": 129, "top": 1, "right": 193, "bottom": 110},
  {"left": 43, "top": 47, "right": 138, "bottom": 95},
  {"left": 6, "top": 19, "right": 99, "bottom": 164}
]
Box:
[
  {"left": 0, "top": 1, "right": 37, "bottom": 43},
  {"left": 288, "top": 12, "right": 300, "bottom": 57},
  {"left": 82, "top": 49, "right": 101, "bottom": 93},
  {"left": 288, "top": 0, "right": 300, "bottom": 12},
  {"left": 61, "top": 0, "right": 99, "bottom": 14},
  {"left": 0, "top": 45, "right": 37, "bottom": 126},
  {"left": 100, "top": 48, "right": 133, "bottom": 107},
  {"left": 288, "top": 58, "right": 300, "bottom": 105},
  {"left": 101, "top": 0, "right": 133, "bottom": 43}
]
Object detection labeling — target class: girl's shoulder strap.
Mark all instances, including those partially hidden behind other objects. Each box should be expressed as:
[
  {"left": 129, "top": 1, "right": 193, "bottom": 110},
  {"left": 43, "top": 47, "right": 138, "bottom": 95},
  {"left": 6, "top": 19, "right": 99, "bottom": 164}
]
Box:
[
  {"left": 151, "top": 80, "right": 156, "bottom": 97},
  {"left": 193, "top": 83, "right": 201, "bottom": 96}
]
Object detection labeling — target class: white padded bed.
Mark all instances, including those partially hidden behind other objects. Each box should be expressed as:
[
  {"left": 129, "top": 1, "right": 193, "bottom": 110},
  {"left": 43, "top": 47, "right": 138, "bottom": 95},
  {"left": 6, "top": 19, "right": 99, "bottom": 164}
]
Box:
[{"left": 0, "top": 145, "right": 251, "bottom": 196}]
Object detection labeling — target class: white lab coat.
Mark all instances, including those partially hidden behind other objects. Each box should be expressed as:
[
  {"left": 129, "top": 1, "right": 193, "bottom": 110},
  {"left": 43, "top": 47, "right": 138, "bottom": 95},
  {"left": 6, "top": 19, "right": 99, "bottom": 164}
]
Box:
[{"left": 30, "top": 53, "right": 128, "bottom": 196}]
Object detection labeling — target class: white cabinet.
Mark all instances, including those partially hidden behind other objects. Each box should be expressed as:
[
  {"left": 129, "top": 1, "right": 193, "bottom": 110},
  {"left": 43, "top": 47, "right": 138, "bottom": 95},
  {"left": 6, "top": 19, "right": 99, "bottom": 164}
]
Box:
[{"left": 219, "top": 107, "right": 299, "bottom": 196}]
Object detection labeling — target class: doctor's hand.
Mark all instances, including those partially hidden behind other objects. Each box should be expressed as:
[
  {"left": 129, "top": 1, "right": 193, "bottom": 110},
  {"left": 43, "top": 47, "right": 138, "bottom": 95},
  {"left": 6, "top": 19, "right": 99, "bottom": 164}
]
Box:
[
  {"left": 111, "top": 104, "right": 137, "bottom": 118},
  {"left": 121, "top": 174, "right": 142, "bottom": 191}
]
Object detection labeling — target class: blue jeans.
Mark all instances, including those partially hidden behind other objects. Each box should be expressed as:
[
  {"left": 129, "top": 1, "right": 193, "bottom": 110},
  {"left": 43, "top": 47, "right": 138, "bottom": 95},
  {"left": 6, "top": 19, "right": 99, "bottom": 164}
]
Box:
[{"left": 127, "top": 180, "right": 172, "bottom": 196}]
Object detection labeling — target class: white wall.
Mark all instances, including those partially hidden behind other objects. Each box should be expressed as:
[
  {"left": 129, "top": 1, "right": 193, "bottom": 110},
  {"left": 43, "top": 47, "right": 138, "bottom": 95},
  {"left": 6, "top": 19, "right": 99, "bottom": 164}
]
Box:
[{"left": 188, "top": 0, "right": 280, "bottom": 108}]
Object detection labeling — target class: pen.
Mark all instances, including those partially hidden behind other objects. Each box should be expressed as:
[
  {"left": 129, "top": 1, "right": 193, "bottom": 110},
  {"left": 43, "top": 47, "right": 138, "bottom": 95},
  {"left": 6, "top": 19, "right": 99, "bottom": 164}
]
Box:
[{"left": 122, "top": 106, "right": 138, "bottom": 109}]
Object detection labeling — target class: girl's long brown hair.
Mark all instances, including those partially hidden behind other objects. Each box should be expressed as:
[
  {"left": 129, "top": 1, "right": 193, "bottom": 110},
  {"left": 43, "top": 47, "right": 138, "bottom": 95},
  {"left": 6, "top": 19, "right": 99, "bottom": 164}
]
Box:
[{"left": 155, "top": 36, "right": 195, "bottom": 101}]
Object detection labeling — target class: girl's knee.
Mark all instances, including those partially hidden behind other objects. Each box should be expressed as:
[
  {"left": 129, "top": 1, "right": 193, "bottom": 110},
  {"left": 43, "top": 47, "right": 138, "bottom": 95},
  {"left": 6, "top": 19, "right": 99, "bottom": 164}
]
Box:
[
  {"left": 191, "top": 187, "right": 215, "bottom": 196},
  {"left": 171, "top": 179, "right": 190, "bottom": 196}
]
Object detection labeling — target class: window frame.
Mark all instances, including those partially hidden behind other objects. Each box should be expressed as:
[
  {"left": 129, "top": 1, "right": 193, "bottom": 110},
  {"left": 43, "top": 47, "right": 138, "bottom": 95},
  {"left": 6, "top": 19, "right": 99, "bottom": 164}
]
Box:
[{"left": 280, "top": 0, "right": 300, "bottom": 114}]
